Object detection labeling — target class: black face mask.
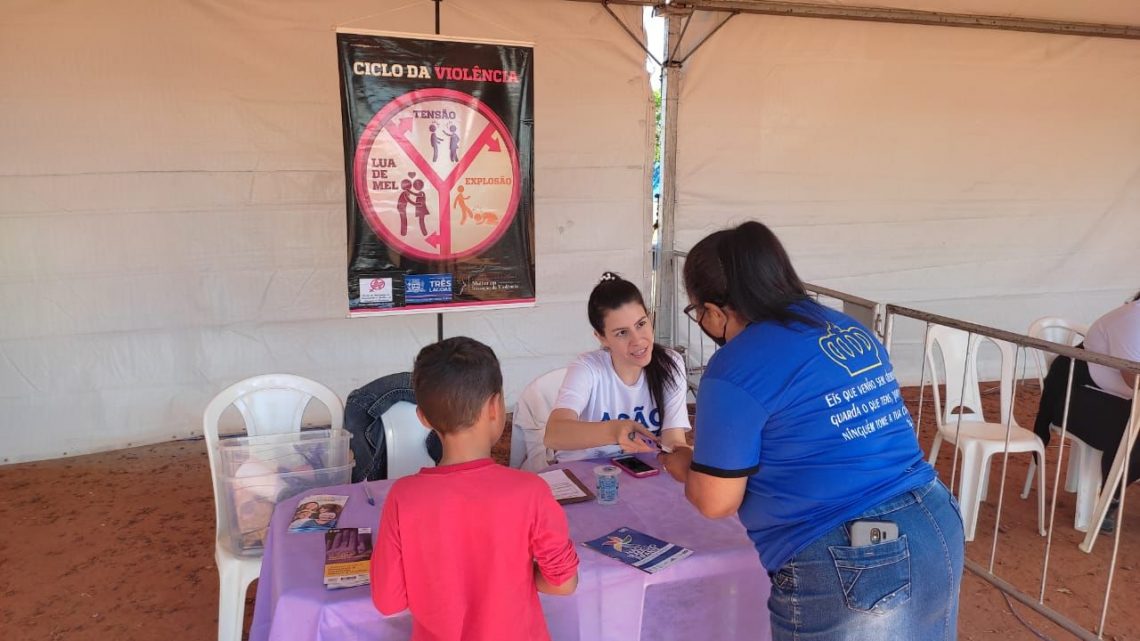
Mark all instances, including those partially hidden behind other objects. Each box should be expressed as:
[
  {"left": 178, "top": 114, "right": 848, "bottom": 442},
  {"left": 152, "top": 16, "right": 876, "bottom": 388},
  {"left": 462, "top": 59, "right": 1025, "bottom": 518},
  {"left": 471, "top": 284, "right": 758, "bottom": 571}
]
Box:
[{"left": 699, "top": 313, "right": 728, "bottom": 347}]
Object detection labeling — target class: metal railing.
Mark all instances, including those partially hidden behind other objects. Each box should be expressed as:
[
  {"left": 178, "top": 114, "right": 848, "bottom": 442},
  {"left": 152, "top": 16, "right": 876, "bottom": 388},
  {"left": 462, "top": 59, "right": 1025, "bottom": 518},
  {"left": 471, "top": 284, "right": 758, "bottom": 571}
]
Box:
[
  {"left": 806, "top": 283, "right": 882, "bottom": 338},
  {"left": 885, "top": 304, "right": 1140, "bottom": 640}
]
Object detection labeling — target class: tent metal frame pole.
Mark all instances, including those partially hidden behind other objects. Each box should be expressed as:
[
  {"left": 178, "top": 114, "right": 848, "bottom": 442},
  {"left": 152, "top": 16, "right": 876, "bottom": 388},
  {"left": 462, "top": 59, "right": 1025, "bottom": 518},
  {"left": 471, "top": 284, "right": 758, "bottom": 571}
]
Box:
[
  {"left": 656, "top": 13, "right": 684, "bottom": 348},
  {"left": 567, "top": 0, "right": 1140, "bottom": 41},
  {"left": 435, "top": 0, "right": 444, "bottom": 343},
  {"left": 602, "top": 1, "right": 663, "bottom": 66}
]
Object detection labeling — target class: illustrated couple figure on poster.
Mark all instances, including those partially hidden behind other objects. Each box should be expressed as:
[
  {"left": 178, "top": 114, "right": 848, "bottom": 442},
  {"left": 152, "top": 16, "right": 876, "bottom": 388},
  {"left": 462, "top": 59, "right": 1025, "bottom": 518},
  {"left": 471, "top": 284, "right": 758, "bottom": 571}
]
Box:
[{"left": 396, "top": 174, "right": 431, "bottom": 237}]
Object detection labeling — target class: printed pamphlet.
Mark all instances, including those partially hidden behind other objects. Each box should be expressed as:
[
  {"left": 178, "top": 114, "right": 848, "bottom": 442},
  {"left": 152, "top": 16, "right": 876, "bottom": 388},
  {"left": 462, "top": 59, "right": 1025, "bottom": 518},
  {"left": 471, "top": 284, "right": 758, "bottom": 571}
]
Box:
[
  {"left": 324, "top": 527, "right": 373, "bottom": 589},
  {"left": 287, "top": 494, "right": 348, "bottom": 533},
  {"left": 582, "top": 526, "right": 693, "bottom": 574}
]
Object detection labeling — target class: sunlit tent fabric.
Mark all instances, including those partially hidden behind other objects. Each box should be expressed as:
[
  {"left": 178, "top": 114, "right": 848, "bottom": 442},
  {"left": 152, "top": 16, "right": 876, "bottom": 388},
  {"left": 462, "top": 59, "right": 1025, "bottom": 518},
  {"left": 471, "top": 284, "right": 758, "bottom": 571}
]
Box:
[
  {"left": 0, "top": 0, "right": 654, "bottom": 463},
  {"left": 4, "top": 0, "right": 1140, "bottom": 462},
  {"left": 669, "top": 1, "right": 1140, "bottom": 379}
]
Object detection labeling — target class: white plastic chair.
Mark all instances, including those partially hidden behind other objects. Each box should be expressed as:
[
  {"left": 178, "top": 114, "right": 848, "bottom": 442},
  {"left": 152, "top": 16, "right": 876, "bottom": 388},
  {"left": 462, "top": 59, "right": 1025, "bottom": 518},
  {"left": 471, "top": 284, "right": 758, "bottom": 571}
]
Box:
[
  {"left": 382, "top": 401, "right": 436, "bottom": 480},
  {"left": 203, "top": 374, "right": 344, "bottom": 641},
  {"left": 1025, "top": 316, "right": 1088, "bottom": 388},
  {"left": 511, "top": 368, "right": 567, "bottom": 472},
  {"left": 1022, "top": 317, "right": 1101, "bottom": 531},
  {"left": 925, "top": 326, "right": 1046, "bottom": 541}
]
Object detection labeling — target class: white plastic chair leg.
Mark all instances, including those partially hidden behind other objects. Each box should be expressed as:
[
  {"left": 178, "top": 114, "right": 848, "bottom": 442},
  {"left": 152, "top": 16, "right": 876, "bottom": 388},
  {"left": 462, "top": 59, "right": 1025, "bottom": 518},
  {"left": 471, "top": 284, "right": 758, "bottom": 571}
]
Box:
[
  {"left": 1021, "top": 457, "right": 1035, "bottom": 499},
  {"left": 1035, "top": 450, "right": 1047, "bottom": 536},
  {"left": 928, "top": 432, "right": 944, "bottom": 466},
  {"left": 1025, "top": 434, "right": 1079, "bottom": 498},
  {"left": 980, "top": 459, "right": 992, "bottom": 503},
  {"left": 217, "top": 562, "right": 251, "bottom": 641},
  {"left": 958, "top": 447, "right": 986, "bottom": 542},
  {"left": 1073, "top": 443, "right": 1103, "bottom": 532},
  {"left": 1065, "top": 442, "right": 1080, "bottom": 494}
]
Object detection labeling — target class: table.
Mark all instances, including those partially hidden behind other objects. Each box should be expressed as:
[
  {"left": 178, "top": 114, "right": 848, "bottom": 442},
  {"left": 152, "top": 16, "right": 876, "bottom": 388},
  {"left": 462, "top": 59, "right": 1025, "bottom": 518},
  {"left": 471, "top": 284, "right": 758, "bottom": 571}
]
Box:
[{"left": 249, "top": 457, "right": 771, "bottom": 641}]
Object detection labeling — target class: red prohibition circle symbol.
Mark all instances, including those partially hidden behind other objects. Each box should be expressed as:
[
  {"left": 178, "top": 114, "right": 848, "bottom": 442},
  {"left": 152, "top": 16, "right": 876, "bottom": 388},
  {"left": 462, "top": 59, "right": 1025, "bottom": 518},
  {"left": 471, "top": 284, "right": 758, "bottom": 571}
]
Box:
[{"left": 353, "top": 88, "right": 521, "bottom": 261}]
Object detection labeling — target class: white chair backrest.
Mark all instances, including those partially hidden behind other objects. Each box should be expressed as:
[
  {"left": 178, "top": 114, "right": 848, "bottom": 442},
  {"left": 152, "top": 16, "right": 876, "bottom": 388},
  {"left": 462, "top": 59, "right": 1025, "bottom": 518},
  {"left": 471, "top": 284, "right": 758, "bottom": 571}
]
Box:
[
  {"left": 512, "top": 368, "right": 568, "bottom": 472},
  {"left": 926, "top": 325, "right": 982, "bottom": 427},
  {"left": 383, "top": 401, "right": 436, "bottom": 480},
  {"left": 202, "top": 374, "right": 344, "bottom": 537},
  {"left": 926, "top": 326, "right": 1020, "bottom": 428},
  {"left": 1027, "top": 316, "right": 1088, "bottom": 369},
  {"left": 983, "top": 335, "right": 1019, "bottom": 427}
]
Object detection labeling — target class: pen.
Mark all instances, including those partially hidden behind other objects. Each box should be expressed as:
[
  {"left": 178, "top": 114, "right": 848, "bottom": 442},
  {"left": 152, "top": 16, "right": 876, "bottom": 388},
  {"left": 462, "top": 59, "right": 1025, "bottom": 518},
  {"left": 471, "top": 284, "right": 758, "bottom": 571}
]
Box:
[
  {"left": 362, "top": 482, "right": 375, "bottom": 506},
  {"left": 630, "top": 431, "right": 668, "bottom": 453}
]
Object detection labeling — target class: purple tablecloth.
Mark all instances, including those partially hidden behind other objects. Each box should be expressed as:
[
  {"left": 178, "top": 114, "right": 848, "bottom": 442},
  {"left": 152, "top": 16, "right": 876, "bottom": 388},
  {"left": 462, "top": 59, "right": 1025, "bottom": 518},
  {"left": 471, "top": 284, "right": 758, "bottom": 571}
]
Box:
[{"left": 249, "top": 457, "right": 771, "bottom": 641}]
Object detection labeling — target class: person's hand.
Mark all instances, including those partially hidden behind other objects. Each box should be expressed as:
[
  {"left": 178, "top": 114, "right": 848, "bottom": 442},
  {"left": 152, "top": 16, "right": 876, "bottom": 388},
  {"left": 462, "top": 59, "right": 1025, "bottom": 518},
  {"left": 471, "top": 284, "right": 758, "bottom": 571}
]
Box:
[
  {"left": 658, "top": 445, "right": 693, "bottom": 483},
  {"left": 610, "top": 420, "right": 659, "bottom": 453}
]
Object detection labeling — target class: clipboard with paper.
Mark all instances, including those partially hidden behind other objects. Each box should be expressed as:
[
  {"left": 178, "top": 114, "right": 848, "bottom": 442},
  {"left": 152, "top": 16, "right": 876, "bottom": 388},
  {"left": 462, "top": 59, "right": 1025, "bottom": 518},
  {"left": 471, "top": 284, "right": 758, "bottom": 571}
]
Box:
[{"left": 538, "top": 468, "right": 595, "bottom": 505}]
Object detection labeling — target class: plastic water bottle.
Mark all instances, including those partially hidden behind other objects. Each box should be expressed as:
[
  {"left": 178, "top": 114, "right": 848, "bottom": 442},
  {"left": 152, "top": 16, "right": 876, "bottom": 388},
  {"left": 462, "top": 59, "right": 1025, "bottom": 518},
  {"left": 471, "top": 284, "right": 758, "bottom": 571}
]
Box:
[{"left": 594, "top": 465, "right": 620, "bottom": 505}]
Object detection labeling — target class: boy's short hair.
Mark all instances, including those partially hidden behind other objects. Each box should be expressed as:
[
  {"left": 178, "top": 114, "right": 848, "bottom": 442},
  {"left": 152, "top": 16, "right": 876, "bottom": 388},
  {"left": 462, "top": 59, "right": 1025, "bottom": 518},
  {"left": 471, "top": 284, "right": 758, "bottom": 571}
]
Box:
[{"left": 412, "top": 337, "right": 503, "bottom": 433}]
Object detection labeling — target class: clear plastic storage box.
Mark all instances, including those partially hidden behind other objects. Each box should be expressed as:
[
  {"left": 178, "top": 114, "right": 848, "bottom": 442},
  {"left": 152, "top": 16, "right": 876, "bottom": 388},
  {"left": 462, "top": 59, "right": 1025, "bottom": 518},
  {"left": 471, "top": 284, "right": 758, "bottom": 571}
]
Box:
[{"left": 217, "top": 428, "right": 352, "bottom": 554}]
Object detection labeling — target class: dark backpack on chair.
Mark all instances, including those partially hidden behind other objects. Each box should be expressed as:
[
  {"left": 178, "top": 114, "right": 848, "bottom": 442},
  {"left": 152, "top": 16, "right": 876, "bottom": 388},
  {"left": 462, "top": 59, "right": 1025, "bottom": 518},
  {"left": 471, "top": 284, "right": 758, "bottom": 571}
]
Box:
[{"left": 344, "top": 372, "right": 442, "bottom": 482}]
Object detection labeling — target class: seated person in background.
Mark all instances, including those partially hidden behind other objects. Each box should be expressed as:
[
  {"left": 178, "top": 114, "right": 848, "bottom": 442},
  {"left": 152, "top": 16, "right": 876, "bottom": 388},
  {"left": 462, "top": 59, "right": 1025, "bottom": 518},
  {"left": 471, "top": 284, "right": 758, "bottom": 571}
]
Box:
[
  {"left": 544, "top": 272, "right": 691, "bottom": 462},
  {"left": 1035, "top": 290, "right": 1140, "bottom": 533},
  {"left": 370, "top": 337, "right": 579, "bottom": 641}
]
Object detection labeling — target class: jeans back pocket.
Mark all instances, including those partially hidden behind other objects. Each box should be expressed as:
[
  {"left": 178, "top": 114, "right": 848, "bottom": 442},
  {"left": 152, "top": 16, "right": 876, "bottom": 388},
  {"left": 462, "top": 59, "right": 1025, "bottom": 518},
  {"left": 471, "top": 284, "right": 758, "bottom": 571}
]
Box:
[
  {"left": 828, "top": 535, "right": 911, "bottom": 614},
  {"left": 771, "top": 565, "right": 795, "bottom": 592}
]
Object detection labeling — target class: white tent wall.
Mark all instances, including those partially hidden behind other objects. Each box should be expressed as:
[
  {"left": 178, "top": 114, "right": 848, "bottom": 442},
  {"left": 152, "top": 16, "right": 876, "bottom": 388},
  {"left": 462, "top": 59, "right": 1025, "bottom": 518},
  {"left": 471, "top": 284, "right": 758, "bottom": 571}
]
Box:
[
  {"left": 0, "top": 0, "right": 654, "bottom": 463},
  {"left": 672, "top": 9, "right": 1140, "bottom": 381}
]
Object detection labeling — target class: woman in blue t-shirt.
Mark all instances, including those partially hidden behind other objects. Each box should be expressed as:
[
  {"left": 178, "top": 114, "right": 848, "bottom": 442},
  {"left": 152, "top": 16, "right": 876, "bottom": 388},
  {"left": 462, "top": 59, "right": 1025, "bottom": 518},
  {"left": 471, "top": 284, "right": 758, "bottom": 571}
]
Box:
[{"left": 659, "top": 221, "right": 964, "bottom": 641}]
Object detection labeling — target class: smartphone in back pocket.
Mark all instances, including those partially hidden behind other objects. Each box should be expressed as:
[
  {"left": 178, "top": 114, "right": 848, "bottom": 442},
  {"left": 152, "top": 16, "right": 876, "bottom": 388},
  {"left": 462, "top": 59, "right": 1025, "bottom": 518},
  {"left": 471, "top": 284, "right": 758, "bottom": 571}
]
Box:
[{"left": 850, "top": 520, "right": 899, "bottom": 547}]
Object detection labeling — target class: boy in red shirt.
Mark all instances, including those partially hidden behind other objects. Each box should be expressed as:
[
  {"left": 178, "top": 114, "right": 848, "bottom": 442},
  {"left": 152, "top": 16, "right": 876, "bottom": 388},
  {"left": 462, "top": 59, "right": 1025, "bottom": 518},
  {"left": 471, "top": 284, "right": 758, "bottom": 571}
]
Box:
[{"left": 370, "top": 337, "right": 579, "bottom": 641}]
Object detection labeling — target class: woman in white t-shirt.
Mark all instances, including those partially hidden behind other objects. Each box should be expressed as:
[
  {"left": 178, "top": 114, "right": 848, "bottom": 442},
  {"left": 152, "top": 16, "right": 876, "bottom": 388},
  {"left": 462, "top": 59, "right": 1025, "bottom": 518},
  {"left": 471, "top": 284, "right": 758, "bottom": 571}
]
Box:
[
  {"left": 544, "top": 272, "right": 692, "bottom": 462},
  {"left": 1034, "top": 290, "right": 1140, "bottom": 533}
]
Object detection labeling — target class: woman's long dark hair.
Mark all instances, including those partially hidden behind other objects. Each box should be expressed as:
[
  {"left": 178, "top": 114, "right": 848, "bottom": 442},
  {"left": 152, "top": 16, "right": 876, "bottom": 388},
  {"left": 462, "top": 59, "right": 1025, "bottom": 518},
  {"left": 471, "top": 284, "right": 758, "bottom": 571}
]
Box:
[
  {"left": 588, "top": 272, "right": 682, "bottom": 423},
  {"left": 683, "top": 220, "right": 822, "bottom": 327}
]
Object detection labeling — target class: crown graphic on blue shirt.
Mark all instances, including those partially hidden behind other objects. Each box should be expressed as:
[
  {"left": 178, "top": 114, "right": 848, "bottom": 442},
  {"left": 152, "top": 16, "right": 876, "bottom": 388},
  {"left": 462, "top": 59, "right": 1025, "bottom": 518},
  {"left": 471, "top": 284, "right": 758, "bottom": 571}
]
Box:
[{"left": 818, "top": 323, "right": 883, "bottom": 376}]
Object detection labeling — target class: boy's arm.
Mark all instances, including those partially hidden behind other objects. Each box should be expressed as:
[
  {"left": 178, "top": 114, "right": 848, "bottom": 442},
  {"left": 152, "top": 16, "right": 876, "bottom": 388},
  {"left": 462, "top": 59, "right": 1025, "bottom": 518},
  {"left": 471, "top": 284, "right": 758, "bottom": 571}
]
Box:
[
  {"left": 530, "top": 488, "right": 579, "bottom": 596},
  {"left": 370, "top": 493, "right": 409, "bottom": 615},
  {"left": 534, "top": 561, "right": 578, "bottom": 595}
]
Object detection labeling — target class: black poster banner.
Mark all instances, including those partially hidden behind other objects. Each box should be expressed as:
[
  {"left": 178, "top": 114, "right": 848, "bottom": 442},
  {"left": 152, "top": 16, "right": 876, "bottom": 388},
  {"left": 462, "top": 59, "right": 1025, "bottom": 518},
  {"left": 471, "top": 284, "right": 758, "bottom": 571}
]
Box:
[{"left": 337, "top": 31, "right": 535, "bottom": 315}]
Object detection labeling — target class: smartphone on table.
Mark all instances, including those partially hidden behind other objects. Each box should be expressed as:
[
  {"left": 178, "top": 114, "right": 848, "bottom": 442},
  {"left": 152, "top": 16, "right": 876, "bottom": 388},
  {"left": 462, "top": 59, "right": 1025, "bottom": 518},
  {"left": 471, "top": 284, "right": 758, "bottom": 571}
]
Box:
[{"left": 611, "top": 454, "right": 660, "bottom": 478}]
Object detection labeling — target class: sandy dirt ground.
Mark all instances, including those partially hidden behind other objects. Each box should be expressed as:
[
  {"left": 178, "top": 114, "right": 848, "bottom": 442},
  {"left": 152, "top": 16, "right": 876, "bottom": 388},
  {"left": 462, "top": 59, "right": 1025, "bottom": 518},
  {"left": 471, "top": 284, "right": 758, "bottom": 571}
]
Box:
[{"left": 0, "top": 385, "right": 1136, "bottom": 641}]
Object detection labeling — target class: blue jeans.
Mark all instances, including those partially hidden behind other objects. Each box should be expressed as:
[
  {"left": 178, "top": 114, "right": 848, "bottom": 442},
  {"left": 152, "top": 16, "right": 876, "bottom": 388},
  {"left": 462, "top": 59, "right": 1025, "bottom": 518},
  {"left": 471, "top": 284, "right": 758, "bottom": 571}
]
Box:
[{"left": 768, "top": 479, "right": 965, "bottom": 641}]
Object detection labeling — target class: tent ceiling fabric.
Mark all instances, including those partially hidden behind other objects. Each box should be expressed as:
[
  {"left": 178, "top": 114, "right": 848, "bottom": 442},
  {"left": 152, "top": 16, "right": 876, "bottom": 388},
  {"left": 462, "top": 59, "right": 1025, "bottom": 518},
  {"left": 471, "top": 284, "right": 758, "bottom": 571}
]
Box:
[
  {"left": 669, "top": 6, "right": 1140, "bottom": 382},
  {"left": 814, "top": 1, "right": 1140, "bottom": 25},
  {"left": 684, "top": 1, "right": 1140, "bottom": 40},
  {"left": 573, "top": 1, "right": 1140, "bottom": 34},
  {"left": 0, "top": 0, "right": 653, "bottom": 463}
]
